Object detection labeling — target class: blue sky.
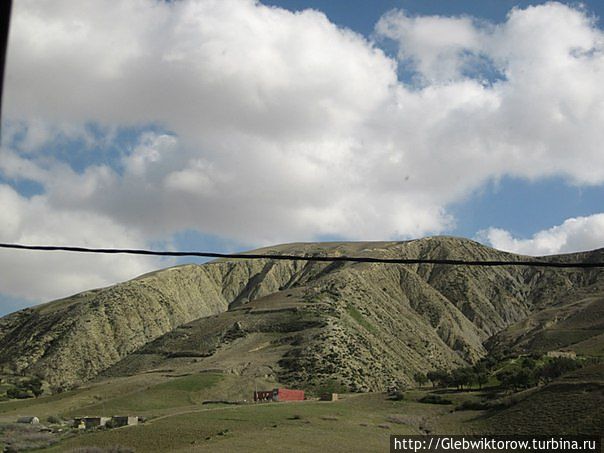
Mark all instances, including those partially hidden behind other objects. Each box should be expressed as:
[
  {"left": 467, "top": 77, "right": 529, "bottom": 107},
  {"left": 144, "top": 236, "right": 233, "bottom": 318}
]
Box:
[
  {"left": 265, "top": 0, "right": 603, "bottom": 35},
  {"left": 1, "top": 0, "right": 604, "bottom": 313}
]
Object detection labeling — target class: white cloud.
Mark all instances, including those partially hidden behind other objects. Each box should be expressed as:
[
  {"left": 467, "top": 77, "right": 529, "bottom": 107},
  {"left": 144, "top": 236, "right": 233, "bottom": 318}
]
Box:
[
  {"left": 376, "top": 10, "right": 486, "bottom": 82},
  {"left": 0, "top": 184, "right": 167, "bottom": 303},
  {"left": 1, "top": 0, "right": 604, "bottom": 303},
  {"left": 479, "top": 214, "right": 604, "bottom": 256}
]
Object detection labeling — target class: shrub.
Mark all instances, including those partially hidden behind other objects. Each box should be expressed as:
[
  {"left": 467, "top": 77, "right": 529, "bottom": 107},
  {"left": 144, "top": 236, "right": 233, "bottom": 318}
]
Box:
[
  {"left": 537, "top": 357, "right": 580, "bottom": 382},
  {"left": 389, "top": 391, "right": 405, "bottom": 401},
  {"left": 46, "top": 415, "right": 61, "bottom": 424},
  {"left": 313, "top": 378, "right": 347, "bottom": 396},
  {"left": 6, "top": 387, "right": 32, "bottom": 399}
]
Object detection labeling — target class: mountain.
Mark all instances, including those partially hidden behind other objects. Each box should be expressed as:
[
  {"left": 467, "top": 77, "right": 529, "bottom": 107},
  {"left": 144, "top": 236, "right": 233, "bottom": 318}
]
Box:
[
  {"left": 487, "top": 263, "right": 604, "bottom": 357},
  {"left": 0, "top": 237, "right": 602, "bottom": 391}
]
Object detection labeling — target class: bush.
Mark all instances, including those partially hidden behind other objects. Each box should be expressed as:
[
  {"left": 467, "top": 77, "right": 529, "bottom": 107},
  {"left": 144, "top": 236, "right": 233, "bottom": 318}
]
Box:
[
  {"left": 537, "top": 357, "right": 580, "bottom": 382},
  {"left": 7, "top": 387, "right": 32, "bottom": 399},
  {"left": 389, "top": 391, "right": 405, "bottom": 401},
  {"left": 6, "top": 377, "right": 44, "bottom": 399},
  {"left": 418, "top": 394, "right": 452, "bottom": 405},
  {"left": 46, "top": 415, "right": 61, "bottom": 424},
  {"left": 312, "top": 378, "right": 347, "bottom": 396}
]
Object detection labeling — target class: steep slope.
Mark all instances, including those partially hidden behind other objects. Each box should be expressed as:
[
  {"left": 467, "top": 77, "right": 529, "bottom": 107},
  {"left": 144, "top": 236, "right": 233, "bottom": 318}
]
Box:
[
  {"left": 486, "top": 272, "right": 604, "bottom": 357},
  {"left": 0, "top": 237, "right": 602, "bottom": 390},
  {"left": 103, "top": 242, "right": 604, "bottom": 391},
  {"left": 0, "top": 256, "right": 333, "bottom": 387}
]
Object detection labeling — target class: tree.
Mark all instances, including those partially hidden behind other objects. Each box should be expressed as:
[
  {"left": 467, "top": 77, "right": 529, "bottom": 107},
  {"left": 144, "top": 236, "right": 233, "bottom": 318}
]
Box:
[
  {"left": 427, "top": 370, "right": 450, "bottom": 388},
  {"left": 496, "top": 369, "right": 516, "bottom": 390},
  {"left": 24, "top": 377, "right": 44, "bottom": 398},
  {"left": 450, "top": 368, "right": 474, "bottom": 390},
  {"left": 537, "top": 357, "right": 580, "bottom": 383},
  {"left": 521, "top": 357, "right": 537, "bottom": 369},
  {"left": 427, "top": 371, "right": 439, "bottom": 388},
  {"left": 513, "top": 368, "right": 536, "bottom": 389},
  {"left": 496, "top": 368, "right": 537, "bottom": 390},
  {"left": 476, "top": 372, "right": 489, "bottom": 389},
  {"left": 414, "top": 372, "right": 428, "bottom": 388}
]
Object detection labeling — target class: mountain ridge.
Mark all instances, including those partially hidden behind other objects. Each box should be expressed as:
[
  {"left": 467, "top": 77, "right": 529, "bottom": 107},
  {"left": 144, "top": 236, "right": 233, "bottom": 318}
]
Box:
[{"left": 0, "top": 236, "right": 602, "bottom": 391}]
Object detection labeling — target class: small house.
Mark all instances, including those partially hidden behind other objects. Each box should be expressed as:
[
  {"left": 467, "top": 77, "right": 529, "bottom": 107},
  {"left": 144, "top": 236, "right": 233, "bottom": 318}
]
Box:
[
  {"left": 17, "top": 416, "right": 39, "bottom": 424},
  {"left": 72, "top": 418, "right": 86, "bottom": 429},
  {"left": 111, "top": 416, "right": 138, "bottom": 427},
  {"left": 254, "top": 390, "right": 274, "bottom": 402},
  {"left": 254, "top": 388, "right": 304, "bottom": 402},
  {"left": 320, "top": 393, "right": 338, "bottom": 401},
  {"left": 81, "top": 416, "right": 111, "bottom": 429}
]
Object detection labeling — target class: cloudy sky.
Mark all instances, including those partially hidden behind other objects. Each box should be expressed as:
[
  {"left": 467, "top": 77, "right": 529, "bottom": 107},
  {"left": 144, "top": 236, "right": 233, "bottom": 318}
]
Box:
[{"left": 1, "top": 0, "right": 604, "bottom": 313}]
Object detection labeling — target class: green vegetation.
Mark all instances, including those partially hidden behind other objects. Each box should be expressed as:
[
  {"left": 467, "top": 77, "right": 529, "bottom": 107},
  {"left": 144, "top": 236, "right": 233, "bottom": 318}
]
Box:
[
  {"left": 426, "top": 354, "right": 595, "bottom": 393},
  {"left": 0, "top": 361, "right": 598, "bottom": 451},
  {"left": 346, "top": 305, "right": 377, "bottom": 334},
  {"left": 40, "top": 392, "right": 475, "bottom": 452},
  {"left": 73, "top": 373, "right": 223, "bottom": 414},
  {"left": 5, "top": 377, "right": 43, "bottom": 400},
  {"left": 0, "top": 423, "right": 58, "bottom": 452},
  {"left": 418, "top": 395, "right": 452, "bottom": 405},
  {"left": 307, "top": 378, "right": 348, "bottom": 397}
]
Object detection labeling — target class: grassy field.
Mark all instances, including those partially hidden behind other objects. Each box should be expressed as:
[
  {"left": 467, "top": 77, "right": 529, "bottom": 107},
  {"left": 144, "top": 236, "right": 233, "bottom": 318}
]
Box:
[
  {"left": 69, "top": 373, "right": 223, "bottom": 415},
  {"left": 45, "top": 392, "right": 483, "bottom": 453},
  {"left": 0, "top": 363, "right": 601, "bottom": 452},
  {"left": 0, "top": 371, "right": 487, "bottom": 452}
]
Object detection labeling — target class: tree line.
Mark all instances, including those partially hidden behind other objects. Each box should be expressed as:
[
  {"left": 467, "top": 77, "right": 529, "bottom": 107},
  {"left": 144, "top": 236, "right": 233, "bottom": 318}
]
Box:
[{"left": 414, "top": 355, "right": 585, "bottom": 392}]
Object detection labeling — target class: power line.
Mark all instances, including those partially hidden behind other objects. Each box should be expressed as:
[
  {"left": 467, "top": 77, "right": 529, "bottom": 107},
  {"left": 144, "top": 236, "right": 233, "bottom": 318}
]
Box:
[{"left": 0, "top": 242, "right": 602, "bottom": 268}]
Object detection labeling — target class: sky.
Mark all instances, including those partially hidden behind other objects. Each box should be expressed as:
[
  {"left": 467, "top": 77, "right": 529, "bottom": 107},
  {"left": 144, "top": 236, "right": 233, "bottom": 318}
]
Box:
[{"left": 1, "top": 0, "right": 604, "bottom": 314}]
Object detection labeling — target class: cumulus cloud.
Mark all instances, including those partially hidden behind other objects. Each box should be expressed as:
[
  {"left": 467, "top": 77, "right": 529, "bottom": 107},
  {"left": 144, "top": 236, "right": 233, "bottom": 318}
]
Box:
[
  {"left": 479, "top": 214, "right": 604, "bottom": 256},
  {"left": 1, "top": 0, "right": 604, "bottom": 303},
  {"left": 0, "top": 184, "right": 167, "bottom": 302},
  {"left": 376, "top": 10, "right": 486, "bottom": 82}
]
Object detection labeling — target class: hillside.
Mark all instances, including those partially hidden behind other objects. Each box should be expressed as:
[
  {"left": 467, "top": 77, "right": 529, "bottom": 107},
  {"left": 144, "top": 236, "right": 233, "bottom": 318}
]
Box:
[
  {"left": 0, "top": 237, "right": 602, "bottom": 391},
  {"left": 487, "top": 272, "right": 604, "bottom": 357}
]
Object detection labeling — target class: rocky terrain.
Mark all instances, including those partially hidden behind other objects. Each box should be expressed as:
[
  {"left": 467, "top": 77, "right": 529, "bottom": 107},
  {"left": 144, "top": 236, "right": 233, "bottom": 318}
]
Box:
[{"left": 0, "top": 237, "right": 602, "bottom": 391}]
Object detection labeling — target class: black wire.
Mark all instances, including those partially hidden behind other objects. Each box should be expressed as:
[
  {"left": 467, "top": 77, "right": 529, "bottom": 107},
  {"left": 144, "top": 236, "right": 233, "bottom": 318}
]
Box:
[{"left": 0, "top": 242, "right": 602, "bottom": 268}]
